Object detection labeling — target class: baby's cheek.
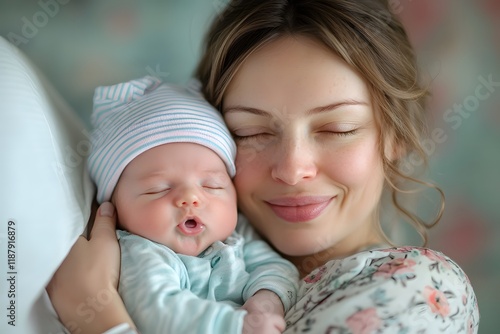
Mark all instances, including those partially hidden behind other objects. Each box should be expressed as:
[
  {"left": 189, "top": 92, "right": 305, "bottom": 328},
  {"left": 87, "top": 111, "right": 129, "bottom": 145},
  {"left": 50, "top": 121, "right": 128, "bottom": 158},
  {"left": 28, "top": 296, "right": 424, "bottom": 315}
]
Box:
[{"left": 126, "top": 205, "right": 163, "bottom": 237}]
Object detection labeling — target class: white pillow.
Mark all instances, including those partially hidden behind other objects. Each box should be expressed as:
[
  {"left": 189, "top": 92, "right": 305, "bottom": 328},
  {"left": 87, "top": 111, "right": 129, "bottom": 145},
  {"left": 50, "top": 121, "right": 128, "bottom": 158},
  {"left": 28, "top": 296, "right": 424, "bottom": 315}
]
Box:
[{"left": 0, "top": 36, "right": 94, "bottom": 333}]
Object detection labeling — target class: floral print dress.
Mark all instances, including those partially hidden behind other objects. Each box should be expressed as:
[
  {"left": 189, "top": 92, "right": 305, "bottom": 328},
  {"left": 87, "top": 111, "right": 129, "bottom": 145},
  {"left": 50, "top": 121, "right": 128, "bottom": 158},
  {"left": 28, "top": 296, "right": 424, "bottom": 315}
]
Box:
[{"left": 284, "top": 247, "right": 479, "bottom": 334}]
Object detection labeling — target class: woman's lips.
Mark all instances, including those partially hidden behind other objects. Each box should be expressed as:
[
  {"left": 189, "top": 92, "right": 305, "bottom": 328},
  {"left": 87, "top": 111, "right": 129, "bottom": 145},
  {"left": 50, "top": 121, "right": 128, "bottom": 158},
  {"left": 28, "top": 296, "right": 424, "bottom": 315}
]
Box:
[{"left": 266, "top": 196, "right": 334, "bottom": 223}]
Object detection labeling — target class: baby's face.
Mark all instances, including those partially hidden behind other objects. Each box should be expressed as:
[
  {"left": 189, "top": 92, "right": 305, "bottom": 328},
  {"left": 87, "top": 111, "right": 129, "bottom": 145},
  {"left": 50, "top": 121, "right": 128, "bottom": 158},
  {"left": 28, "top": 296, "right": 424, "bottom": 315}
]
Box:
[{"left": 112, "top": 142, "right": 237, "bottom": 256}]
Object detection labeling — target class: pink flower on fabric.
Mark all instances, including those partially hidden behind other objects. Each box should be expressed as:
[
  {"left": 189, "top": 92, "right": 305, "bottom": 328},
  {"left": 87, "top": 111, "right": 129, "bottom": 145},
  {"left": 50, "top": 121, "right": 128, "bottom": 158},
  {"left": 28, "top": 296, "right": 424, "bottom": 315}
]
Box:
[
  {"left": 423, "top": 286, "right": 450, "bottom": 317},
  {"left": 303, "top": 266, "right": 326, "bottom": 284},
  {"left": 388, "top": 248, "right": 453, "bottom": 270},
  {"left": 346, "top": 308, "right": 382, "bottom": 334},
  {"left": 374, "top": 258, "right": 416, "bottom": 278},
  {"left": 420, "top": 249, "right": 452, "bottom": 269}
]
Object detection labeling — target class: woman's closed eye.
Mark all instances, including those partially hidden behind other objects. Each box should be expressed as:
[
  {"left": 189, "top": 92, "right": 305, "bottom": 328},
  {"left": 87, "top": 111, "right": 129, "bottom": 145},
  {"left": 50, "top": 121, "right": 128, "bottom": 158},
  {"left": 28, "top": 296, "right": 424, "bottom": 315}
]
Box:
[
  {"left": 233, "top": 133, "right": 274, "bottom": 142},
  {"left": 316, "top": 123, "right": 359, "bottom": 137},
  {"left": 231, "top": 127, "right": 274, "bottom": 142},
  {"left": 321, "top": 129, "right": 358, "bottom": 137},
  {"left": 233, "top": 129, "right": 274, "bottom": 142}
]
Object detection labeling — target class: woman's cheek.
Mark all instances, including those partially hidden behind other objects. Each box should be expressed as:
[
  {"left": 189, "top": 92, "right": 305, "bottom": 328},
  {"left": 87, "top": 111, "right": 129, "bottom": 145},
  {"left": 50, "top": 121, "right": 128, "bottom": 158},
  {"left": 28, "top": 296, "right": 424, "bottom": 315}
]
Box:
[
  {"left": 325, "top": 140, "right": 382, "bottom": 186},
  {"left": 234, "top": 142, "right": 267, "bottom": 179},
  {"left": 233, "top": 156, "right": 254, "bottom": 199}
]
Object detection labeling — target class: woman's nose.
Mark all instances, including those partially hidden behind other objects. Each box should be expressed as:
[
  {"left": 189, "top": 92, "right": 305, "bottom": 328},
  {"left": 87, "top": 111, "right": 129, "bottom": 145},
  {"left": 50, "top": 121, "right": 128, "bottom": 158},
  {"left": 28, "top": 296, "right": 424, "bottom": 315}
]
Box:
[
  {"left": 271, "top": 136, "right": 317, "bottom": 185},
  {"left": 174, "top": 186, "right": 203, "bottom": 208}
]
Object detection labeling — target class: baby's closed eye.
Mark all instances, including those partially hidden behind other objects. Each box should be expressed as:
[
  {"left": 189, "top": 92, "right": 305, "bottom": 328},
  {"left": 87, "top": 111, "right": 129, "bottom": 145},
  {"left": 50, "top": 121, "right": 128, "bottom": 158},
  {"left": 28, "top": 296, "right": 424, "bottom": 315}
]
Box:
[{"left": 143, "top": 186, "right": 171, "bottom": 195}]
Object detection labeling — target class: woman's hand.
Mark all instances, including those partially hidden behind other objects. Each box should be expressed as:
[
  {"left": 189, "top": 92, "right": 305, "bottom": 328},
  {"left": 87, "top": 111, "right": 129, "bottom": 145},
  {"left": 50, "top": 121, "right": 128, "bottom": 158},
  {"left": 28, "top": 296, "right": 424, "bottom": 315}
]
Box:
[{"left": 46, "top": 202, "right": 135, "bottom": 333}]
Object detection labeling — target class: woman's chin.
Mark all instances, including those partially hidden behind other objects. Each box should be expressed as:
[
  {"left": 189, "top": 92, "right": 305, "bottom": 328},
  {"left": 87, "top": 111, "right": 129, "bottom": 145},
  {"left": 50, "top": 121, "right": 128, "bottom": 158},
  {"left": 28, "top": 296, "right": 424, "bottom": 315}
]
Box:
[{"left": 272, "top": 238, "right": 322, "bottom": 258}]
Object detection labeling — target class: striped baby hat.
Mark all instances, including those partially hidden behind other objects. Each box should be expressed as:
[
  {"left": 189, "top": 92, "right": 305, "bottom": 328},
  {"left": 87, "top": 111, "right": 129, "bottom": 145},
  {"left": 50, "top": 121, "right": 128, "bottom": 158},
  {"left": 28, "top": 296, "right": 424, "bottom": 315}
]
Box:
[{"left": 87, "top": 76, "right": 236, "bottom": 203}]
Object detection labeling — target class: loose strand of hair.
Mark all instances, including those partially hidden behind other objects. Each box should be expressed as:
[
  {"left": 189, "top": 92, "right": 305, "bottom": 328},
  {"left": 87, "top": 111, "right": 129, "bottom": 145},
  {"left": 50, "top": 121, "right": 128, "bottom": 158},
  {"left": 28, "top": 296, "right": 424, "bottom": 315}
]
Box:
[{"left": 385, "top": 158, "right": 445, "bottom": 246}]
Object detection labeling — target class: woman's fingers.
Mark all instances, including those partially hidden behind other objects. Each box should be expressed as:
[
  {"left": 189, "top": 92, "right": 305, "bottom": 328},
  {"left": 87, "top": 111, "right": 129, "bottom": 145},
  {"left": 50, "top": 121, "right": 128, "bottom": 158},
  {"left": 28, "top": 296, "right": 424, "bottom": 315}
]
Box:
[
  {"left": 90, "top": 201, "right": 117, "bottom": 242},
  {"left": 46, "top": 202, "right": 131, "bottom": 333}
]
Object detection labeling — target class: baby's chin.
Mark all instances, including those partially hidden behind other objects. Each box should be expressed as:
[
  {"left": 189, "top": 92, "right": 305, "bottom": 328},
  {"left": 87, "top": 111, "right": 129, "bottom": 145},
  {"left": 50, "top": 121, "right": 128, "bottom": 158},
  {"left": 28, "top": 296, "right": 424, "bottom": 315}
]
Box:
[{"left": 170, "top": 237, "right": 213, "bottom": 257}]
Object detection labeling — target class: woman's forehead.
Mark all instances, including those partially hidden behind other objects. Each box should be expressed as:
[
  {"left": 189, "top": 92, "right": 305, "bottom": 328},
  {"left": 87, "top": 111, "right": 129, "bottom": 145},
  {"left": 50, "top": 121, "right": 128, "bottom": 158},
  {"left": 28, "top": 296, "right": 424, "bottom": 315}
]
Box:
[{"left": 223, "top": 36, "right": 371, "bottom": 115}]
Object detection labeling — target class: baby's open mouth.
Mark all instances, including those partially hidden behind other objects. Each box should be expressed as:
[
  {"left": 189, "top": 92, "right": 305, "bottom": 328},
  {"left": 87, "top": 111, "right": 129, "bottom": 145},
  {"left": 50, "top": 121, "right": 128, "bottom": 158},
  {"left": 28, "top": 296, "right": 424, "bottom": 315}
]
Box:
[
  {"left": 184, "top": 219, "right": 197, "bottom": 228},
  {"left": 177, "top": 217, "right": 205, "bottom": 235}
]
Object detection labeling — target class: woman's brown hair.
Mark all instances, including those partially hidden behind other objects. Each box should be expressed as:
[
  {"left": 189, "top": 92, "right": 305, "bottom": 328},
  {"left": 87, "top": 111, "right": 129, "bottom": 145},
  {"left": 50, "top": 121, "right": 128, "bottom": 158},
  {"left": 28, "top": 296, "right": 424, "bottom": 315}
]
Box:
[{"left": 196, "top": 0, "right": 444, "bottom": 246}]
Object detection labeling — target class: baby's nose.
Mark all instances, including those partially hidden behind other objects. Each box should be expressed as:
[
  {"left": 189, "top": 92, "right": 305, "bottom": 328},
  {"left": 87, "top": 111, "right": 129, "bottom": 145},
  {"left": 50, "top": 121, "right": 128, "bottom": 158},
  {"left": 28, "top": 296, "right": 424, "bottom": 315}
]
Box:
[{"left": 175, "top": 188, "right": 202, "bottom": 208}]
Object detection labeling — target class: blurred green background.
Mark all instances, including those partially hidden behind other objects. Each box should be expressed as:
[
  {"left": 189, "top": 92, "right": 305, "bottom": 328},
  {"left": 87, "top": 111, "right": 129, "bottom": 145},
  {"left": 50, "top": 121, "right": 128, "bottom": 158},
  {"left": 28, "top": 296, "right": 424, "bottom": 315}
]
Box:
[{"left": 1, "top": 0, "right": 499, "bottom": 332}]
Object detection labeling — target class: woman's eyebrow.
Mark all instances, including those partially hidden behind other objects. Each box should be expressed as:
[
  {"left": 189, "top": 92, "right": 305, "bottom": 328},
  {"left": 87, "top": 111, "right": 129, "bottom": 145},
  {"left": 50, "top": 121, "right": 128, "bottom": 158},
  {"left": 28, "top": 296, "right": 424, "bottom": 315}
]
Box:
[
  {"left": 306, "top": 100, "right": 368, "bottom": 115},
  {"left": 223, "top": 106, "right": 271, "bottom": 117},
  {"left": 223, "top": 100, "right": 368, "bottom": 116}
]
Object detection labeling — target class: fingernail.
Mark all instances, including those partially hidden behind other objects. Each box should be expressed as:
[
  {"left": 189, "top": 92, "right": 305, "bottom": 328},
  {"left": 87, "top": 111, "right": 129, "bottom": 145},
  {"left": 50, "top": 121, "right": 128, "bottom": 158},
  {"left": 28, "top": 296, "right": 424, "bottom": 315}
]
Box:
[{"left": 99, "top": 202, "right": 115, "bottom": 217}]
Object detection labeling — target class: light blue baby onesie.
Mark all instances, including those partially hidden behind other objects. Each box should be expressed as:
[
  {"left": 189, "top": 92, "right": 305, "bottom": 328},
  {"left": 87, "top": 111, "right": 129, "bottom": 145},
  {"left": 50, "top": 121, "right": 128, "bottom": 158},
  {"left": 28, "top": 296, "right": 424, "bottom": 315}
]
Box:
[{"left": 117, "top": 215, "right": 298, "bottom": 334}]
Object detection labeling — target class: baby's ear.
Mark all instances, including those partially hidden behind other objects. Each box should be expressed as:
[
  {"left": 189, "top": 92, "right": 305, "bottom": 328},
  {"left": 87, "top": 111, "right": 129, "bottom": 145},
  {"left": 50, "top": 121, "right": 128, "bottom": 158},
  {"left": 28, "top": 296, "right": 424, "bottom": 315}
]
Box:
[{"left": 109, "top": 194, "right": 124, "bottom": 230}]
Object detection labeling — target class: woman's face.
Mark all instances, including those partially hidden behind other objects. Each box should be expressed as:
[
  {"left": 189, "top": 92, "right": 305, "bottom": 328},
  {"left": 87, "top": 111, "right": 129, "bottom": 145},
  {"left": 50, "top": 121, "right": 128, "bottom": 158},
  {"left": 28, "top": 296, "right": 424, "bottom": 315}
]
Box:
[{"left": 223, "top": 36, "right": 386, "bottom": 269}]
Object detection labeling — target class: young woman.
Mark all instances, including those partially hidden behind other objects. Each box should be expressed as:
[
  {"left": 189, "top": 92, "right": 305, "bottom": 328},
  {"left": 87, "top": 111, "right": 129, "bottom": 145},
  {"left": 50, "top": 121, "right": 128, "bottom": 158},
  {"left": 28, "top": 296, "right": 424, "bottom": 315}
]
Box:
[{"left": 47, "top": 0, "right": 479, "bottom": 333}]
